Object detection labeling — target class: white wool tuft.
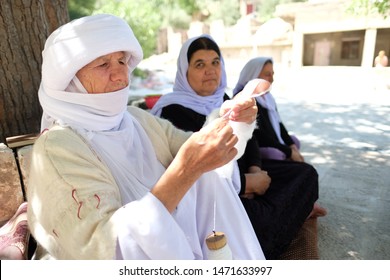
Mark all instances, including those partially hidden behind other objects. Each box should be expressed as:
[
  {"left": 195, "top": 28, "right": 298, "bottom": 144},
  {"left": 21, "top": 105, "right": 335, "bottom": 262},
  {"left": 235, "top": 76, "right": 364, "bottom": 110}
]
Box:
[
  {"left": 230, "top": 120, "right": 256, "bottom": 161},
  {"left": 205, "top": 109, "right": 255, "bottom": 180}
]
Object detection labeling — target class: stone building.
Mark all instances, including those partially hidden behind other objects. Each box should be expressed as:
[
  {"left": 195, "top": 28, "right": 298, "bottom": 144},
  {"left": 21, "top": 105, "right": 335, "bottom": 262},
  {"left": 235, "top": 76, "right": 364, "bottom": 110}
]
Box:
[
  {"left": 275, "top": 0, "right": 390, "bottom": 67},
  {"left": 165, "top": 0, "right": 390, "bottom": 69}
]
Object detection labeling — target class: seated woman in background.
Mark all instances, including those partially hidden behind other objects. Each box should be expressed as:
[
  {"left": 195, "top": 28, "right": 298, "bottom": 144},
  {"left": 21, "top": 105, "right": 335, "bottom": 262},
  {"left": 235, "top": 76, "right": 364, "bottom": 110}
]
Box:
[
  {"left": 151, "top": 35, "right": 321, "bottom": 259},
  {"left": 233, "top": 56, "right": 327, "bottom": 218},
  {"left": 233, "top": 57, "right": 303, "bottom": 162}
]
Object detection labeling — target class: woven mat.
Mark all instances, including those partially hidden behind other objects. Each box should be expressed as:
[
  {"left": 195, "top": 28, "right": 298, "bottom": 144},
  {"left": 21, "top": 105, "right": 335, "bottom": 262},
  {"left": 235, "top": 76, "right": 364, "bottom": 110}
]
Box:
[{"left": 278, "top": 218, "right": 319, "bottom": 260}]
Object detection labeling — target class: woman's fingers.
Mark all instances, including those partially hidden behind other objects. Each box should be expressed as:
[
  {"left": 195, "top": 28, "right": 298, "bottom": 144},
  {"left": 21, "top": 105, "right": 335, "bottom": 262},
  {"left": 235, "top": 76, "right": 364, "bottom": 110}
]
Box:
[
  {"left": 220, "top": 97, "right": 257, "bottom": 123},
  {"left": 181, "top": 118, "right": 238, "bottom": 173}
]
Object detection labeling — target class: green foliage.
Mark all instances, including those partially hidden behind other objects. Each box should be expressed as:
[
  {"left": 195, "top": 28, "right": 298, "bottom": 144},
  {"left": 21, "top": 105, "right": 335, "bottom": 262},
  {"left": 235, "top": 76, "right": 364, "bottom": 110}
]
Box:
[
  {"left": 151, "top": 0, "right": 241, "bottom": 28},
  {"left": 159, "top": 1, "right": 192, "bottom": 29},
  {"left": 67, "top": 0, "right": 327, "bottom": 59},
  {"left": 257, "top": 0, "right": 280, "bottom": 22},
  {"left": 177, "top": 0, "right": 200, "bottom": 15},
  {"left": 68, "top": 0, "right": 97, "bottom": 20},
  {"left": 376, "top": 0, "right": 390, "bottom": 16},
  {"left": 202, "top": 0, "right": 241, "bottom": 26},
  {"left": 93, "top": 0, "right": 163, "bottom": 58},
  {"left": 132, "top": 67, "right": 148, "bottom": 78},
  {"left": 69, "top": 0, "right": 242, "bottom": 58},
  {"left": 347, "top": 0, "right": 390, "bottom": 18},
  {"left": 257, "top": 0, "right": 307, "bottom": 22},
  {"left": 68, "top": 0, "right": 171, "bottom": 58}
]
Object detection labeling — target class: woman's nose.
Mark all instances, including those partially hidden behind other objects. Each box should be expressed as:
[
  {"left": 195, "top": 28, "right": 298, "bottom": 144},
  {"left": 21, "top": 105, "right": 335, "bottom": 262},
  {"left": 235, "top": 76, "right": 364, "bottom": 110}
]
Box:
[
  {"left": 205, "top": 65, "right": 216, "bottom": 75},
  {"left": 111, "top": 65, "right": 128, "bottom": 81}
]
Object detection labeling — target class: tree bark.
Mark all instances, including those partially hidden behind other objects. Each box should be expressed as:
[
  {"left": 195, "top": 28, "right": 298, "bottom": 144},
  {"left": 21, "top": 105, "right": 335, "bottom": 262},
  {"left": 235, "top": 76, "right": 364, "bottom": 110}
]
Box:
[{"left": 0, "top": 0, "right": 69, "bottom": 143}]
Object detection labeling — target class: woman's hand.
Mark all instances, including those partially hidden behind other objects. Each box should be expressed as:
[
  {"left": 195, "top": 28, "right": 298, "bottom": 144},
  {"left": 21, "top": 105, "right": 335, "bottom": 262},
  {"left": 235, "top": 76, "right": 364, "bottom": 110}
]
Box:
[
  {"left": 181, "top": 117, "right": 239, "bottom": 174},
  {"left": 290, "top": 144, "right": 304, "bottom": 162},
  {"left": 152, "top": 117, "right": 239, "bottom": 212},
  {"left": 220, "top": 97, "right": 257, "bottom": 124},
  {"left": 242, "top": 166, "right": 271, "bottom": 199}
]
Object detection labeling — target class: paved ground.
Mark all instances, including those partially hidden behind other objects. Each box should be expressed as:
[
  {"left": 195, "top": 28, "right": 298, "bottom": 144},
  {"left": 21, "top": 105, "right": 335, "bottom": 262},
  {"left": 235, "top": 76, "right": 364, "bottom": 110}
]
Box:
[{"left": 270, "top": 66, "right": 390, "bottom": 260}]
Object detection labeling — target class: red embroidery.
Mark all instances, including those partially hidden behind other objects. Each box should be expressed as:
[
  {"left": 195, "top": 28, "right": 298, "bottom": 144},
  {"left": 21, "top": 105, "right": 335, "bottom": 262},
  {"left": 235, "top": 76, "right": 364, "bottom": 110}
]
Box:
[
  {"left": 77, "top": 202, "right": 83, "bottom": 220},
  {"left": 72, "top": 189, "right": 82, "bottom": 219},
  {"left": 71, "top": 189, "right": 78, "bottom": 203},
  {"left": 94, "top": 194, "right": 100, "bottom": 209}
]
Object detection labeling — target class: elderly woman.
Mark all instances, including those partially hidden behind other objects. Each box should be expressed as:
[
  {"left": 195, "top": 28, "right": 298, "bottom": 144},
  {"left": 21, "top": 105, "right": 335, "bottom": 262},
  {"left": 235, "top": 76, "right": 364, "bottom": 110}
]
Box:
[
  {"left": 27, "top": 14, "right": 264, "bottom": 260},
  {"left": 150, "top": 35, "right": 320, "bottom": 259}
]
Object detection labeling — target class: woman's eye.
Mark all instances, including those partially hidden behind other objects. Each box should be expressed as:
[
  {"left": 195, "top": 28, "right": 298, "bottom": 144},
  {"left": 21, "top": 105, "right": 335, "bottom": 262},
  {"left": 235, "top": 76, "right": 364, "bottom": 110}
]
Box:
[{"left": 99, "top": 62, "right": 108, "bottom": 68}]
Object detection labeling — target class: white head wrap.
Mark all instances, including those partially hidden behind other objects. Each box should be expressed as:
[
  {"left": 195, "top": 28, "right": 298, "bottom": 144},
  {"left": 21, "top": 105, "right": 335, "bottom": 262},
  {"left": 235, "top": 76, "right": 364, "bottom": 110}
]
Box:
[
  {"left": 39, "top": 13, "right": 143, "bottom": 131},
  {"left": 150, "top": 34, "right": 227, "bottom": 117},
  {"left": 233, "top": 57, "right": 284, "bottom": 144},
  {"left": 38, "top": 14, "right": 167, "bottom": 202}
]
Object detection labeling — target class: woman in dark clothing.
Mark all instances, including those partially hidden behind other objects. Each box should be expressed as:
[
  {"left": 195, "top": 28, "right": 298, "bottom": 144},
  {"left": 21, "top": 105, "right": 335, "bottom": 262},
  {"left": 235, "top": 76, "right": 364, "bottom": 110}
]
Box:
[
  {"left": 150, "top": 35, "right": 319, "bottom": 259},
  {"left": 233, "top": 57, "right": 303, "bottom": 162},
  {"left": 233, "top": 57, "right": 327, "bottom": 216}
]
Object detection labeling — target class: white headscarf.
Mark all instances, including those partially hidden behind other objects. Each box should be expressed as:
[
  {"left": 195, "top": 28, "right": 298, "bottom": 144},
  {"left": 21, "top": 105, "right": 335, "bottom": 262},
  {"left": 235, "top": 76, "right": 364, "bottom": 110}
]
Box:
[
  {"left": 38, "top": 14, "right": 165, "bottom": 202},
  {"left": 150, "top": 34, "right": 227, "bottom": 117},
  {"left": 39, "top": 13, "right": 143, "bottom": 131},
  {"left": 233, "top": 57, "right": 284, "bottom": 144}
]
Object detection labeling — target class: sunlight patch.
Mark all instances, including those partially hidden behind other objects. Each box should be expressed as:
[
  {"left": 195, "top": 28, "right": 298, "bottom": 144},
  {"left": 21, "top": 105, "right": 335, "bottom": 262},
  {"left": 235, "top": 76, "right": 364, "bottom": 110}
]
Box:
[
  {"left": 355, "top": 125, "right": 381, "bottom": 134},
  {"left": 339, "top": 138, "right": 377, "bottom": 150}
]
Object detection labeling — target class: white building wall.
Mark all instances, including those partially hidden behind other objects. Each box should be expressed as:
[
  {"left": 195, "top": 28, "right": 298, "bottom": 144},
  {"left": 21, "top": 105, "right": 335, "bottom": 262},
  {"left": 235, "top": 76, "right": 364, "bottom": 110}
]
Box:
[{"left": 362, "top": 29, "right": 377, "bottom": 68}]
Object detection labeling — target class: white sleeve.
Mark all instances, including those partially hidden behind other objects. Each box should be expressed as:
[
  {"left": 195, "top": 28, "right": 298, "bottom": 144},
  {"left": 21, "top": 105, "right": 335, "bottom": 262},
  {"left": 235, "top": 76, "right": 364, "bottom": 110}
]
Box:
[{"left": 114, "top": 192, "right": 195, "bottom": 260}]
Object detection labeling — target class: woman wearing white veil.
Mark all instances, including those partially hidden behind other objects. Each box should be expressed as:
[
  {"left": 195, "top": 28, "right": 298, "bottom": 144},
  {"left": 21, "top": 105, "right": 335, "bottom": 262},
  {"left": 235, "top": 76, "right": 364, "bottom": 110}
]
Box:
[{"left": 27, "top": 14, "right": 264, "bottom": 260}]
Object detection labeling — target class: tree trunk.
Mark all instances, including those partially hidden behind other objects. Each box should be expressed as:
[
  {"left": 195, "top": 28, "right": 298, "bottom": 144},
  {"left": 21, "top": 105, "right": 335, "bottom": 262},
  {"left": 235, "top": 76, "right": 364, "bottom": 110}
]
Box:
[{"left": 0, "top": 0, "right": 69, "bottom": 143}]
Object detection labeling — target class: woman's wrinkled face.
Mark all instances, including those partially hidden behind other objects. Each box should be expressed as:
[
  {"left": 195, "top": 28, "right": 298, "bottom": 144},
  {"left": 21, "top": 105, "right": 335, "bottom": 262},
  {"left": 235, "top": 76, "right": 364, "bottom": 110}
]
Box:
[
  {"left": 76, "top": 51, "right": 129, "bottom": 94},
  {"left": 187, "top": 50, "right": 221, "bottom": 97},
  {"left": 258, "top": 62, "right": 274, "bottom": 84}
]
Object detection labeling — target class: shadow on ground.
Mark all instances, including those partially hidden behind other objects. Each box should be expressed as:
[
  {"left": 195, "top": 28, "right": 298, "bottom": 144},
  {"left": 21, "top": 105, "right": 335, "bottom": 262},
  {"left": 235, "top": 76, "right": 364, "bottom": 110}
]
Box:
[{"left": 277, "top": 101, "right": 390, "bottom": 260}]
